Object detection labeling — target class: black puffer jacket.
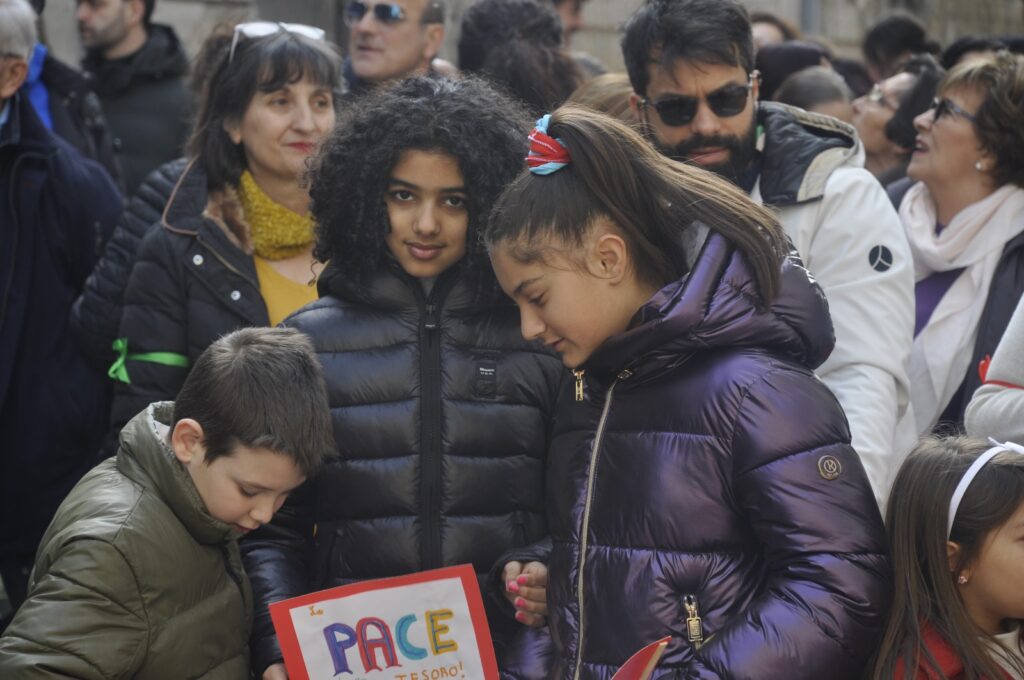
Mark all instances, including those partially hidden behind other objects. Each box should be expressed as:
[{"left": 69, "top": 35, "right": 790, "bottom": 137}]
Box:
[
  {"left": 83, "top": 24, "right": 191, "bottom": 195},
  {"left": 72, "top": 157, "right": 187, "bottom": 371},
  {"left": 110, "top": 161, "right": 268, "bottom": 432},
  {"left": 240, "top": 262, "right": 564, "bottom": 675}
]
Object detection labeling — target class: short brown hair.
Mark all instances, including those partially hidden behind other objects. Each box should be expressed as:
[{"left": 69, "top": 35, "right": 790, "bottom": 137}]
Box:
[
  {"left": 172, "top": 327, "right": 334, "bottom": 476},
  {"left": 940, "top": 51, "right": 1024, "bottom": 189}
]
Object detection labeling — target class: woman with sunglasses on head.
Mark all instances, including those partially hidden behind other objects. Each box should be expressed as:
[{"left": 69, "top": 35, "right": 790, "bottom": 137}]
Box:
[
  {"left": 241, "top": 76, "right": 563, "bottom": 680},
  {"left": 108, "top": 22, "right": 341, "bottom": 433},
  {"left": 899, "top": 52, "right": 1024, "bottom": 437}
]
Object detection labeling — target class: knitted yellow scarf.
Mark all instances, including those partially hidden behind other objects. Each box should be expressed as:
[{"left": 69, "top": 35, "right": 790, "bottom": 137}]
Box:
[{"left": 237, "top": 170, "right": 315, "bottom": 260}]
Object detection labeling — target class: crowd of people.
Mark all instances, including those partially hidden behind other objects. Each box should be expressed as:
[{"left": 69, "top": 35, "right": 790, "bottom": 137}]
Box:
[{"left": 1, "top": 0, "right": 1023, "bottom": 678}]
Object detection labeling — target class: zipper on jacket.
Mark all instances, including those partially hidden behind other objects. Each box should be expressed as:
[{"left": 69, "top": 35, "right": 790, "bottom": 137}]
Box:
[
  {"left": 419, "top": 299, "right": 443, "bottom": 569},
  {"left": 571, "top": 370, "right": 629, "bottom": 680},
  {"left": 684, "top": 594, "right": 704, "bottom": 649},
  {"left": 572, "top": 369, "right": 586, "bottom": 402}
]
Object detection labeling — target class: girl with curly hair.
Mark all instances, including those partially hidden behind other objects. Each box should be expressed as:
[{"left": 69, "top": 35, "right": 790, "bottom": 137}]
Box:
[{"left": 242, "top": 76, "right": 563, "bottom": 680}]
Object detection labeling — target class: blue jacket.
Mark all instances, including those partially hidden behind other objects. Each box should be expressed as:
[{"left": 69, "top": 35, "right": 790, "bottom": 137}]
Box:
[
  {"left": 534, "top": 234, "right": 891, "bottom": 679},
  {"left": 0, "top": 92, "right": 121, "bottom": 564}
]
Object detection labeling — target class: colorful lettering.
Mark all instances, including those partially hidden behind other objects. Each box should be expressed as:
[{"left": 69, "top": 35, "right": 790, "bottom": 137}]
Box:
[
  {"left": 426, "top": 610, "right": 458, "bottom": 655},
  {"left": 357, "top": 617, "right": 401, "bottom": 671},
  {"left": 396, "top": 614, "right": 428, "bottom": 660},
  {"left": 323, "top": 622, "right": 358, "bottom": 674}
]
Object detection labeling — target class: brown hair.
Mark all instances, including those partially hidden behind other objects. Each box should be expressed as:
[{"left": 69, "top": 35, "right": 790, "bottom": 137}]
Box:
[
  {"left": 172, "top": 327, "right": 334, "bottom": 477},
  {"left": 567, "top": 72, "right": 639, "bottom": 127},
  {"left": 484, "top": 105, "right": 786, "bottom": 298},
  {"left": 872, "top": 435, "right": 1024, "bottom": 679},
  {"left": 939, "top": 51, "right": 1024, "bottom": 189}
]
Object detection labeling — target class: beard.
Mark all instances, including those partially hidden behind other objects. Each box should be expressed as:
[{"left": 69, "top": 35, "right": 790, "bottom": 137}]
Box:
[{"left": 652, "top": 119, "right": 759, "bottom": 185}]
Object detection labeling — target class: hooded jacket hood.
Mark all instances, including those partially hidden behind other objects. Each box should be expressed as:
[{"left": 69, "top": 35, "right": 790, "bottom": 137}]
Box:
[
  {"left": 757, "top": 101, "right": 865, "bottom": 206},
  {"left": 84, "top": 24, "right": 188, "bottom": 97},
  {"left": 585, "top": 231, "right": 835, "bottom": 383}
]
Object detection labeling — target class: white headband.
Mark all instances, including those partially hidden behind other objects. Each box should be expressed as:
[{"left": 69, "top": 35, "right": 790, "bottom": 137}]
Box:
[{"left": 947, "top": 438, "right": 1024, "bottom": 540}]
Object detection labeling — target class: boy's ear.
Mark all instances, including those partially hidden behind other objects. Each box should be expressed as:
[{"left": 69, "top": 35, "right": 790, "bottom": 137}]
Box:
[
  {"left": 588, "top": 232, "right": 629, "bottom": 284},
  {"left": 170, "top": 418, "right": 206, "bottom": 465}
]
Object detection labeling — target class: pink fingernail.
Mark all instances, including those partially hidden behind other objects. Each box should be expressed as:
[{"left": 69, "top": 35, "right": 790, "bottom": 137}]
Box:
[
  {"left": 507, "top": 581, "right": 520, "bottom": 593},
  {"left": 515, "top": 611, "right": 526, "bottom": 622},
  {"left": 514, "top": 597, "right": 526, "bottom": 608},
  {"left": 517, "top": 575, "right": 529, "bottom": 585}
]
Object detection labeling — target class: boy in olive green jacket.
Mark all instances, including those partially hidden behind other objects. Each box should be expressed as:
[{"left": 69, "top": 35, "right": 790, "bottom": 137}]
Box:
[{"left": 0, "top": 327, "right": 334, "bottom": 679}]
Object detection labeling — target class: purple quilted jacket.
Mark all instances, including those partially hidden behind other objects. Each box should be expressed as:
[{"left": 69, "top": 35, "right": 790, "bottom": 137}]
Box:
[{"left": 542, "top": 233, "right": 891, "bottom": 679}]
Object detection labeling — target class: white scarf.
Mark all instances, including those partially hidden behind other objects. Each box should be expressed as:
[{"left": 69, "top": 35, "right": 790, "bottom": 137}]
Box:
[{"left": 902, "top": 181, "right": 1024, "bottom": 434}]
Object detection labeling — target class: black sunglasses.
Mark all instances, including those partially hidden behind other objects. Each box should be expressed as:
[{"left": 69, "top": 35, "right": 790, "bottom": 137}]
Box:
[
  {"left": 344, "top": 1, "right": 406, "bottom": 26},
  {"left": 932, "top": 97, "right": 977, "bottom": 123},
  {"left": 641, "top": 72, "right": 757, "bottom": 127}
]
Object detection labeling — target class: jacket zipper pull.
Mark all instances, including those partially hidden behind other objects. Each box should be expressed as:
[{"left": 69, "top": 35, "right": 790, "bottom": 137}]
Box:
[
  {"left": 684, "top": 595, "right": 704, "bottom": 649},
  {"left": 423, "top": 304, "right": 438, "bottom": 331},
  {"left": 572, "top": 369, "right": 585, "bottom": 402}
]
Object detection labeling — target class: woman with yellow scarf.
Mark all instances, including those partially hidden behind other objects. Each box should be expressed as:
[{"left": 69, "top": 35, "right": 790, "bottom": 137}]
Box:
[{"left": 108, "top": 22, "right": 340, "bottom": 433}]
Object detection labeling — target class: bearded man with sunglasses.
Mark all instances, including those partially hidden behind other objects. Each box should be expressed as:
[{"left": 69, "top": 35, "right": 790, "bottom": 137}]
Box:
[
  {"left": 343, "top": 0, "right": 445, "bottom": 94},
  {"left": 622, "top": 0, "right": 916, "bottom": 512}
]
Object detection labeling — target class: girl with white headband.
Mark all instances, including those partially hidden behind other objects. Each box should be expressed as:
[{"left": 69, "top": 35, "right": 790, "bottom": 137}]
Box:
[{"left": 873, "top": 436, "right": 1024, "bottom": 679}]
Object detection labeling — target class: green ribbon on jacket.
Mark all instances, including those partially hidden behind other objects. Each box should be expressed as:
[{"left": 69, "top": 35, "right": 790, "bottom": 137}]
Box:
[{"left": 108, "top": 338, "right": 190, "bottom": 384}]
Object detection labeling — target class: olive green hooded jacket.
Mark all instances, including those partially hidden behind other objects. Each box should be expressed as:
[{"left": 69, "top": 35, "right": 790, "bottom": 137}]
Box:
[{"left": 0, "top": 402, "right": 252, "bottom": 678}]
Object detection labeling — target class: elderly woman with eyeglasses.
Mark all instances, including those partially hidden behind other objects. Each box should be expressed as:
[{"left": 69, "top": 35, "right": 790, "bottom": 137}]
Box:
[
  {"left": 108, "top": 22, "right": 341, "bottom": 434},
  {"left": 852, "top": 54, "right": 943, "bottom": 185},
  {"left": 898, "top": 52, "right": 1024, "bottom": 436}
]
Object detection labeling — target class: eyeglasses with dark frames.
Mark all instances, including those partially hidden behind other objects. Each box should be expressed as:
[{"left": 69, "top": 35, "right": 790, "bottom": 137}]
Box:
[
  {"left": 931, "top": 97, "right": 977, "bottom": 123},
  {"left": 344, "top": 1, "right": 406, "bottom": 26},
  {"left": 640, "top": 72, "right": 758, "bottom": 127}
]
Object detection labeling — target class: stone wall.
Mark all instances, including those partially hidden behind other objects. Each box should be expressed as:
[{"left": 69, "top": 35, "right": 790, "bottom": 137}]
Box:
[{"left": 39, "top": 0, "right": 1024, "bottom": 74}]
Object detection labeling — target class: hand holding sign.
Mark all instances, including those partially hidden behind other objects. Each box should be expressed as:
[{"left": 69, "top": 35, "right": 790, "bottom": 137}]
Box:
[
  {"left": 502, "top": 560, "right": 548, "bottom": 628},
  {"left": 269, "top": 565, "right": 498, "bottom": 680}
]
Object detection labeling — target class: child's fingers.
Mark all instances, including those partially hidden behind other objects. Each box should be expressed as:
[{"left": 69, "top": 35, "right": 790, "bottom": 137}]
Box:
[
  {"left": 514, "top": 610, "right": 547, "bottom": 628},
  {"left": 514, "top": 584, "right": 545, "bottom": 602},
  {"left": 516, "top": 562, "right": 548, "bottom": 587},
  {"left": 502, "top": 561, "right": 524, "bottom": 585},
  {"left": 513, "top": 596, "right": 548, "bottom": 616}
]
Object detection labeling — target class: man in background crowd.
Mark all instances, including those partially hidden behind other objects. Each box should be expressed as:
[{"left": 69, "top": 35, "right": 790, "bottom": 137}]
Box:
[
  {"left": 343, "top": 0, "right": 446, "bottom": 93},
  {"left": 1, "top": 0, "right": 121, "bottom": 632},
  {"left": 77, "top": 0, "right": 189, "bottom": 195}
]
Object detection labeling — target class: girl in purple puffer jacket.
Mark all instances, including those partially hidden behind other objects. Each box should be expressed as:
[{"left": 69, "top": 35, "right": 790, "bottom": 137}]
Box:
[{"left": 485, "top": 107, "right": 891, "bottom": 679}]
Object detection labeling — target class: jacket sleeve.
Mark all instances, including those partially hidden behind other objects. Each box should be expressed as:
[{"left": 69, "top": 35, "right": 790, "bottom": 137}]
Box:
[
  {"left": 685, "top": 366, "right": 892, "bottom": 680},
  {"left": 71, "top": 159, "right": 184, "bottom": 371},
  {"left": 793, "top": 167, "right": 916, "bottom": 509},
  {"left": 240, "top": 479, "right": 316, "bottom": 677},
  {"left": 0, "top": 539, "right": 148, "bottom": 679},
  {"left": 965, "top": 296, "right": 1024, "bottom": 441},
  {"left": 108, "top": 226, "right": 190, "bottom": 432}
]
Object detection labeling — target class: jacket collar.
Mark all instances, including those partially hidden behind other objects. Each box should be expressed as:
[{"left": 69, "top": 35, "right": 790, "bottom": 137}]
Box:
[
  {"left": 898, "top": 623, "right": 1019, "bottom": 680},
  {"left": 116, "top": 402, "right": 239, "bottom": 545},
  {"left": 0, "top": 91, "right": 55, "bottom": 155},
  {"left": 318, "top": 257, "right": 477, "bottom": 315},
  {"left": 755, "top": 102, "right": 862, "bottom": 206},
  {"left": 583, "top": 231, "right": 835, "bottom": 384},
  {"left": 83, "top": 24, "right": 188, "bottom": 96}
]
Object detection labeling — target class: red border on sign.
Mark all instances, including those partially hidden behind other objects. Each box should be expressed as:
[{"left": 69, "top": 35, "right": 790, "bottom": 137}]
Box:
[{"left": 268, "top": 564, "right": 499, "bottom": 680}]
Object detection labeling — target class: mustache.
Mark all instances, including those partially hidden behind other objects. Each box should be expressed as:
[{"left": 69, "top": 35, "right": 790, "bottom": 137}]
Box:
[{"left": 670, "top": 134, "right": 745, "bottom": 160}]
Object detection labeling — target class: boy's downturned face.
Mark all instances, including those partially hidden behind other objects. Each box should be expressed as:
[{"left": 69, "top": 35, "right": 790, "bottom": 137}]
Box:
[{"left": 171, "top": 419, "right": 305, "bottom": 534}]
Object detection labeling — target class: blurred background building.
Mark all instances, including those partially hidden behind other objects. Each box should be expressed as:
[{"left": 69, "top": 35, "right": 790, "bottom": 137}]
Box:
[{"left": 39, "top": 0, "right": 1024, "bottom": 71}]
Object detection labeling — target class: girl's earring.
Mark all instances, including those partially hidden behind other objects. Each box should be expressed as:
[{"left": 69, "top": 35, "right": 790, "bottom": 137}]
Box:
[
  {"left": 975, "top": 161, "right": 985, "bottom": 172},
  {"left": 957, "top": 574, "right": 969, "bottom": 585}
]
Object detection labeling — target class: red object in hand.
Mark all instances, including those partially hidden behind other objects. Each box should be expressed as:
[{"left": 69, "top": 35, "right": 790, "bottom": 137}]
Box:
[
  {"left": 611, "top": 637, "right": 672, "bottom": 680},
  {"left": 979, "top": 354, "right": 992, "bottom": 383}
]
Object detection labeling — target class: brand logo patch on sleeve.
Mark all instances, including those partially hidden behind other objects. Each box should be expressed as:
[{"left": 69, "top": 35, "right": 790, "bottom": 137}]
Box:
[
  {"left": 868, "top": 245, "right": 894, "bottom": 272},
  {"left": 817, "top": 455, "right": 843, "bottom": 480}
]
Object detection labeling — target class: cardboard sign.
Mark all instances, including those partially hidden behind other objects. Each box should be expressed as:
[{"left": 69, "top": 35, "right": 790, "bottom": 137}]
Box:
[
  {"left": 611, "top": 637, "right": 671, "bottom": 680},
  {"left": 269, "top": 564, "right": 499, "bottom": 680}
]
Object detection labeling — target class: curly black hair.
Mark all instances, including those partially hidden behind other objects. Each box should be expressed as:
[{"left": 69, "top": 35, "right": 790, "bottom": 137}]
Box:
[{"left": 308, "top": 76, "right": 532, "bottom": 301}]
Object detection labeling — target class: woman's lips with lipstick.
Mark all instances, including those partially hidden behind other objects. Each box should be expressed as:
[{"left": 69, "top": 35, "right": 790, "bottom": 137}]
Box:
[
  {"left": 287, "top": 142, "right": 315, "bottom": 154},
  {"left": 407, "top": 242, "right": 444, "bottom": 260}
]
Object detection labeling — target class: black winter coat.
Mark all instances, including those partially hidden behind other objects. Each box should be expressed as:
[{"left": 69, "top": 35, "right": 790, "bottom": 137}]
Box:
[
  {"left": 110, "top": 161, "right": 268, "bottom": 432},
  {"left": 83, "top": 24, "right": 191, "bottom": 195},
  {"left": 240, "top": 261, "right": 564, "bottom": 676},
  {"left": 72, "top": 157, "right": 187, "bottom": 371},
  {"left": 516, "top": 234, "right": 890, "bottom": 679},
  {"left": 0, "top": 92, "right": 121, "bottom": 566}
]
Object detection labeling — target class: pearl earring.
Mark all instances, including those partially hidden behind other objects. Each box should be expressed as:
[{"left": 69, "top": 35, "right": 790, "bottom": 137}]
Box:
[
  {"left": 975, "top": 161, "right": 985, "bottom": 171},
  {"left": 958, "top": 574, "right": 969, "bottom": 585}
]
